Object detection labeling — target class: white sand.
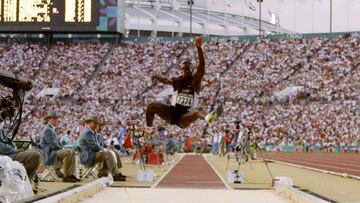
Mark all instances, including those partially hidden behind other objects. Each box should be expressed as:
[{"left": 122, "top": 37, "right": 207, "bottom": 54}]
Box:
[{"left": 82, "top": 187, "right": 287, "bottom": 203}]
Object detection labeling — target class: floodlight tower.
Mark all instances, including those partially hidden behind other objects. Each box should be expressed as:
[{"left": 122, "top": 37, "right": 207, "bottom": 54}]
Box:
[
  {"left": 188, "top": 0, "right": 194, "bottom": 37},
  {"left": 257, "top": 0, "right": 263, "bottom": 37},
  {"left": 330, "top": 0, "right": 333, "bottom": 35}
]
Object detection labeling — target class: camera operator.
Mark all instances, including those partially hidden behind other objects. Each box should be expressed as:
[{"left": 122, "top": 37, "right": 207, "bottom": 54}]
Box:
[
  {"left": 231, "top": 121, "right": 241, "bottom": 152},
  {"left": 237, "top": 122, "right": 257, "bottom": 161},
  {"left": 0, "top": 107, "right": 41, "bottom": 181},
  {"left": 0, "top": 71, "right": 41, "bottom": 182}
]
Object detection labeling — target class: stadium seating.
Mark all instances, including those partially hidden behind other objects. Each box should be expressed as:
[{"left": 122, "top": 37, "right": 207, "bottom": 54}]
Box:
[{"left": 1, "top": 35, "right": 358, "bottom": 152}]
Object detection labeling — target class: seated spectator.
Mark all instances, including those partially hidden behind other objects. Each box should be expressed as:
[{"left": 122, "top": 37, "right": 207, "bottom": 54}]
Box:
[{"left": 60, "top": 130, "right": 74, "bottom": 149}]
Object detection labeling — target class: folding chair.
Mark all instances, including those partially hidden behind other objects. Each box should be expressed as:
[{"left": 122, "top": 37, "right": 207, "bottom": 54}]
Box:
[
  {"left": 30, "top": 136, "right": 60, "bottom": 181},
  {"left": 74, "top": 144, "right": 100, "bottom": 180},
  {"left": 39, "top": 165, "right": 59, "bottom": 181},
  {"left": 80, "top": 164, "right": 99, "bottom": 180}
]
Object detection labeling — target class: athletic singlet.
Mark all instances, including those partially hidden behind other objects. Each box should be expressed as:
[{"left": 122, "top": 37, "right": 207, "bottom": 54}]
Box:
[{"left": 171, "top": 84, "right": 199, "bottom": 109}]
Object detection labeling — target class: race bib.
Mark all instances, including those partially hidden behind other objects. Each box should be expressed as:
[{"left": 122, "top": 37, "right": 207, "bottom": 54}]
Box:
[{"left": 176, "top": 93, "right": 194, "bottom": 107}]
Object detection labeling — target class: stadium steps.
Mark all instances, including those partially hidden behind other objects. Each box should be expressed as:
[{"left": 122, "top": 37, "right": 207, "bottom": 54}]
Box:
[
  {"left": 164, "top": 42, "right": 191, "bottom": 74},
  {"left": 267, "top": 41, "right": 323, "bottom": 92},
  {"left": 31, "top": 43, "right": 54, "bottom": 80},
  {"left": 71, "top": 44, "right": 117, "bottom": 96},
  {"left": 202, "top": 42, "right": 252, "bottom": 135},
  {"left": 266, "top": 40, "right": 359, "bottom": 105},
  {"left": 23, "top": 44, "right": 54, "bottom": 121},
  {"left": 219, "top": 42, "right": 251, "bottom": 76},
  {"left": 24, "top": 44, "right": 116, "bottom": 121}
]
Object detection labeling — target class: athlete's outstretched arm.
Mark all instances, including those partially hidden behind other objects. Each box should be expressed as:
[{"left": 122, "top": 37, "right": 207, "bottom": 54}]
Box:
[
  {"left": 152, "top": 75, "right": 172, "bottom": 85},
  {"left": 192, "top": 36, "right": 205, "bottom": 92}
]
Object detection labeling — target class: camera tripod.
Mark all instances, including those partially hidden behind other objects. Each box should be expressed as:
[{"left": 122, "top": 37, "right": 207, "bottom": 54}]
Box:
[
  {"left": 129, "top": 122, "right": 146, "bottom": 171},
  {"left": 229, "top": 129, "right": 275, "bottom": 185}
]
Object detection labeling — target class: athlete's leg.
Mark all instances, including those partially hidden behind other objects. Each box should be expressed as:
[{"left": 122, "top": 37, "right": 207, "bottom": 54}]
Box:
[
  {"left": 177, "top": 109, "right": 203, "bottom": 129},
  {"left": 146, "top": 102, "right": 173, "bottom": 127}
]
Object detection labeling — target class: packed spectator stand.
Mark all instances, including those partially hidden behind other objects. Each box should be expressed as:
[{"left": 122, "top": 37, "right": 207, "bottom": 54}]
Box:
[{"left": 1, "top": 33, "right": 359, "bottom": 154}]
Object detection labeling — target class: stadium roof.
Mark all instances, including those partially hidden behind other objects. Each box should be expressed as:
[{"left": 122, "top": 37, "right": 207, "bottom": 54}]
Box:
[{"left": 124, "top": 0, "right": 292, "bottom": 37}]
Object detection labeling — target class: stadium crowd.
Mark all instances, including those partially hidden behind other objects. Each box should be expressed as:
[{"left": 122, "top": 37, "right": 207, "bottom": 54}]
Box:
[
  {"left": 218, "top": 35, "right": 360, "bottom": 152},
  {"left": 1, "top": 34, "right": 359, "bottom": 153}
]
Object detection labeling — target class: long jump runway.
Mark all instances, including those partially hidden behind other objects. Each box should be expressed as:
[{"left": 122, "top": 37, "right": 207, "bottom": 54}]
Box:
[
  {"left": 156, "top": 155, "right": 226, "bottom": 189},
  {"left": 83, "top": 154, "right": 286, "bottom": 203}
]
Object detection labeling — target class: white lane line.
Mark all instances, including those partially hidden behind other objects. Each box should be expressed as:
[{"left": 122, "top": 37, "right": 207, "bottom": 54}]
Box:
[
  {"left": 203, "top": 154, "right": 232, "bottom": 190},
  {"left": 266, "top": 155, "right": 360, "bottom": 168},
  {"left": 151, "top": 153, "right": 185, "bottom": 188},
  {"left": 266, "top": 158, "right": 360, "bottom": 180}
]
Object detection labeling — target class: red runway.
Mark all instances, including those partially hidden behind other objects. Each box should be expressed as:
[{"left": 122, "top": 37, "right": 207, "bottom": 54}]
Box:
[
  {"left": 156, "top": 155, "right": 226, "bottom": 189},
  {"left": 262, "top": 152, "right": 360, "bottom": 177}
]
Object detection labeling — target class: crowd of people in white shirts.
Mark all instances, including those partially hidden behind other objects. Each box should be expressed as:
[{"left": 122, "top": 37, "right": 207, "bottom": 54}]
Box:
[{"left": 0, "top": 34, "right": 359, "bottom": 152}]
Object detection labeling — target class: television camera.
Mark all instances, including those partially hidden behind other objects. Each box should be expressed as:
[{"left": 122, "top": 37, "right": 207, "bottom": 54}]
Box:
[{"left": 0, "top": 70, "right": 32, "bottom": 143}]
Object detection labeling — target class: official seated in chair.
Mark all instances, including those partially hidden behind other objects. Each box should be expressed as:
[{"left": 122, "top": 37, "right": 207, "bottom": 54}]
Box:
[
  {"left": 77, "top": 116, "right": 125, "bottom": 181},
  {"left": 96, "top": 120, "right": 126, "bottom": 178},
  {"left": 0, "top": 123, "right": 41, "bottom": 181},
  {"left": 39, "top": 112, "right": 79, "bottom": 183}
]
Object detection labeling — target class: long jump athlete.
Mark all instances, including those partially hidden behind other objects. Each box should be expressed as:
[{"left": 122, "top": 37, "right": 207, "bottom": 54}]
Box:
[{"left": 146, "top": 36, "right": 221, "bottom": 129}]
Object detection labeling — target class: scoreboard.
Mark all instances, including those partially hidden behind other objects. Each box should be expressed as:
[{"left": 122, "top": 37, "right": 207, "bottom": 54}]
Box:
[{"left": 0, "top": 0, "right": 118, "bottom": 32}]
